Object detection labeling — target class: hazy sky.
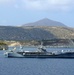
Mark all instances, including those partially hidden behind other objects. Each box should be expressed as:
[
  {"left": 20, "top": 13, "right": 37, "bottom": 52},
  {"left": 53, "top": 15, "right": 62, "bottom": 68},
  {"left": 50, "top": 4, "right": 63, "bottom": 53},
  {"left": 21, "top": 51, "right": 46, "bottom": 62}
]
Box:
[{"left": 0, "top": 0, "right": 74, "bottom": 27}]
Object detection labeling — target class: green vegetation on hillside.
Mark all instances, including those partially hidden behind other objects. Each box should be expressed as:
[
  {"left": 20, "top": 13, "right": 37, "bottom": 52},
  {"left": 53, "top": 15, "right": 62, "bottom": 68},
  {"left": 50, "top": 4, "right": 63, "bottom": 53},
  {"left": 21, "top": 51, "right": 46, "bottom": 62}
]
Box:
[
  {"left": 33, "top": 26, "right": 74, "bottom": 39},
  {"left": 0, "top": 41, "right": 8, "bottom": 50}
]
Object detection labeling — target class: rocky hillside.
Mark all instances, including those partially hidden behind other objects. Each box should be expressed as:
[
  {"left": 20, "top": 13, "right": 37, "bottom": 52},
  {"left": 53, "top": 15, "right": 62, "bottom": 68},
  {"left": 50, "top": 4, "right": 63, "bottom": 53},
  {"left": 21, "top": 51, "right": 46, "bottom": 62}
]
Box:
[
  {"left": 38, "top": 26, "right": 74, "bottom": 39},
  {"left": 0, "top": 26, "right": 74, "bottom": 41},
  {"left": 0, "top": 26, "right": 56, "bottom": 41},
  {"left": 0, "top": 18, "right": 74, "bottom": 41}
]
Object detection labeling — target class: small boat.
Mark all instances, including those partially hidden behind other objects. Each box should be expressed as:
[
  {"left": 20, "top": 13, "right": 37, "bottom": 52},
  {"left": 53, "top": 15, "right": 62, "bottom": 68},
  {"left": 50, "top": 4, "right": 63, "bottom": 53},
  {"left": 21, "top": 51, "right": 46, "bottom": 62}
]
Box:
[{"left": 4, "top": 45, "right": 74, "bottom": 58}]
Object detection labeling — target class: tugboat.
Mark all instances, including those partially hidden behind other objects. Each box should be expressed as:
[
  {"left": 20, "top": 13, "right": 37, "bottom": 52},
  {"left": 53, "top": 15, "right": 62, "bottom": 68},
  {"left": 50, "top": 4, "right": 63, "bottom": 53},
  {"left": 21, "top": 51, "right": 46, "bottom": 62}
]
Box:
[{"left": 4, "top": 45, "right": 74, "bottom": 58}]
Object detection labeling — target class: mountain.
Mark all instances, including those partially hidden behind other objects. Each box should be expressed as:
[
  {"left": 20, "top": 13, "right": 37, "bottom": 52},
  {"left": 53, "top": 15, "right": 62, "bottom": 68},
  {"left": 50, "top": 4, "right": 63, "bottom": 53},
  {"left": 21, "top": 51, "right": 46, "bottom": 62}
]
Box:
[
  {"left": 22, "top": 18, "right": 66, "bottom": 27},
  {"left": 0, "top": 19, "right": 73, "bottom": 41},
  {"left": 0, "top": 26, "right": 56, "bottom": 41},
  {"left": 0, "top": 26, "right": 74, "bottom": 41}
]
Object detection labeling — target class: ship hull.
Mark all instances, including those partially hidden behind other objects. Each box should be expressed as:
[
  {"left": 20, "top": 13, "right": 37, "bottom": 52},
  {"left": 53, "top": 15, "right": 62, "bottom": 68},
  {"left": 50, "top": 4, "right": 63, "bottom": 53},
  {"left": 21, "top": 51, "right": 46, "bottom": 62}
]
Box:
[{"left": 5, "top": 52, "right": 74, "bottom": 58}]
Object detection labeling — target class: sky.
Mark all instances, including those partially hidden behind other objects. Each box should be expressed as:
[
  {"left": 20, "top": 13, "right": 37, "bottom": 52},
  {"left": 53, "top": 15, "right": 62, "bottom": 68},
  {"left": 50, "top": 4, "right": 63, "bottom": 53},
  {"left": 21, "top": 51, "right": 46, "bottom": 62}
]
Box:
[{"left": 0, "top": 0, "right": 74, "bottom": 27}]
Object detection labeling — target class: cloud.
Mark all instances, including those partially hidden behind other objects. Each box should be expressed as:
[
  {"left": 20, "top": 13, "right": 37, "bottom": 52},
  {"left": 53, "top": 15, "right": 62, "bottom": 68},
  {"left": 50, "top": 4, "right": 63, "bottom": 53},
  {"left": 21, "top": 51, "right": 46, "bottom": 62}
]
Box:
[
  {"left": 0, "top": 0, "right": 15, "bottom": 4},
  {"left": 22, "top": 0, "right": 43, "bottom": 10},
  {"left": 21, "top": 0, "right": 74, "bottom": 11},
  {"left": 0, "top": 0, "right": 73, "bottom": 11}
]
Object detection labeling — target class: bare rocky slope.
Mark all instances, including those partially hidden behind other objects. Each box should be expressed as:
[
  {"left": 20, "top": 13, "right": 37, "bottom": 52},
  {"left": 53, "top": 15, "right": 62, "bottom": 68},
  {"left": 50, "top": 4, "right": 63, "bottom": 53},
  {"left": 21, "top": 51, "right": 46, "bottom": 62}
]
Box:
[{"left": 22, "top": 18, "right": 66, "bottom": 27}]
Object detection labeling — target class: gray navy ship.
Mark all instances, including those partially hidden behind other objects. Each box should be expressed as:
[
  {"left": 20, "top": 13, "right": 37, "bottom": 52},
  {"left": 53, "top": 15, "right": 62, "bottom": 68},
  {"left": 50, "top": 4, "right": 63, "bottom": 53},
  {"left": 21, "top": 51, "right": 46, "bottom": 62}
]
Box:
[{"left": 4, "top": 45, "right": 74, "bottom": 58}]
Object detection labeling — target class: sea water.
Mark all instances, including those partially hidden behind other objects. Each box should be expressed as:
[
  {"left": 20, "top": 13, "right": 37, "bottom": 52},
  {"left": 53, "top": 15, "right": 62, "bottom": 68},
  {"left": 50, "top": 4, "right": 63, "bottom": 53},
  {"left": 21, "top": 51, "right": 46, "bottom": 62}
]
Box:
[{"left": 0, "top": 47, "right": 74, "bottom": 75}]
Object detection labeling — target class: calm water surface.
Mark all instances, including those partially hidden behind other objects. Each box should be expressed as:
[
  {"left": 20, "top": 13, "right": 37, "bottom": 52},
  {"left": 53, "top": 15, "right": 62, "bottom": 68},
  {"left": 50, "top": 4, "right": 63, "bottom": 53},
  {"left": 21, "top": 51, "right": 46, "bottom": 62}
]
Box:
[{"left": 0, "top": 47, "right": 74, "bottom": 75}]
